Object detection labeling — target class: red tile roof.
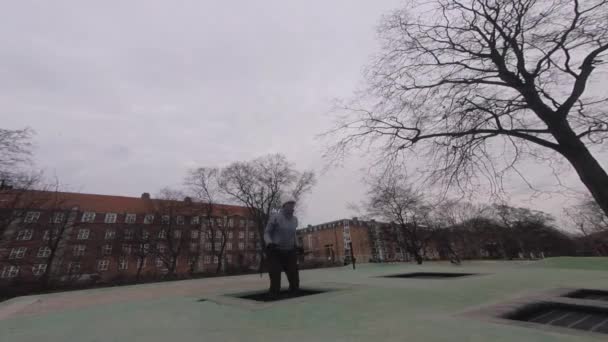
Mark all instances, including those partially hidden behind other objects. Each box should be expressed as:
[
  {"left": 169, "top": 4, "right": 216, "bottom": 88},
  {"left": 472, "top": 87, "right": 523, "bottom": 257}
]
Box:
[{"left": 0, "top": 190, "right": 250, "bottom": 216}]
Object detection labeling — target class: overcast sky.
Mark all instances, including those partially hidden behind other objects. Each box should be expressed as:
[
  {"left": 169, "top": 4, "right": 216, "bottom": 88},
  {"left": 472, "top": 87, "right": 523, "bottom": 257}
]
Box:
[{"left": 1, "top": 1, "right": 604, "bottom": 228}]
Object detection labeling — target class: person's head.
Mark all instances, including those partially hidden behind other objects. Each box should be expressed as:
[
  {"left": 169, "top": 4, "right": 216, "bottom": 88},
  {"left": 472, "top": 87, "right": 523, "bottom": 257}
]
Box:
[{"left": 282, "top": 198, "right": 296, "bottom": 217}]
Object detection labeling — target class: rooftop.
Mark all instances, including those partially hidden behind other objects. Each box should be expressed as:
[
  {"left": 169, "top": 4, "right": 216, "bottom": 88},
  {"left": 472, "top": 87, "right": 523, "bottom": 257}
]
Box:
[
  {"left": 0, "top": 190, "right": 249, "bottom": 216},
  {"left": 2, "top": 257, "right": 608, "bottom": 341}
]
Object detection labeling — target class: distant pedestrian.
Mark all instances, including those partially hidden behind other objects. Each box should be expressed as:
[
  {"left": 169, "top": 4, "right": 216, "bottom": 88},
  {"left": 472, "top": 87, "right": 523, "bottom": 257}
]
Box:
[{"left": 264, "top": 198, "right": 300, "bottom": 297}]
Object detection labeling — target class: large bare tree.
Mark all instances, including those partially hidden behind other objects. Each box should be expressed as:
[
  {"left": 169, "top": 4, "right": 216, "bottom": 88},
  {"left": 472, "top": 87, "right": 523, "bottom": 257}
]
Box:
[
  {"left": 328, "top": 0, "right": 608, "bottom": 215},
  {"left": 218, "top": 154, "right": 315, "bottom": 268}
]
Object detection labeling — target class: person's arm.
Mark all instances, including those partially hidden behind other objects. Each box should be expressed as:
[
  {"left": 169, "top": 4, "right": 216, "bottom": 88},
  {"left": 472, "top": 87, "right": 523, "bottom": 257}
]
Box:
[
  {"left": 294, "top": 217, "right": 302, "bottom": 251},
  {"left": 264, "top": 215, "right": 276, "bottom": 246}
]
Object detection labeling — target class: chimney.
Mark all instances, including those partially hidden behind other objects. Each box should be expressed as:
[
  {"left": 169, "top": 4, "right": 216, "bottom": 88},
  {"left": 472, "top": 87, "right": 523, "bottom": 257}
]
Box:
[
  {"left": 184, "top": 196, "right": 192, "bottom": 205},
  {"left": 141, "top": 192, "right": 151, "bottom": 200},
  {"left": 352, "top": 217, "right": 358, "bottom": 221}
]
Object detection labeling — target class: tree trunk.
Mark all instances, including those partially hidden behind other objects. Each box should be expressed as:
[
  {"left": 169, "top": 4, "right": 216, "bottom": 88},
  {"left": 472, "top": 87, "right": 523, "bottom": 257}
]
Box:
[
  {"left": 550, "top": 119, "right": 608, "bottom": 218},
  {"left": 215, "top": 255, "right": 222, "bottom": 274},
  {"left": 135, "top": 259, "right": 144, "bottom": 281}
]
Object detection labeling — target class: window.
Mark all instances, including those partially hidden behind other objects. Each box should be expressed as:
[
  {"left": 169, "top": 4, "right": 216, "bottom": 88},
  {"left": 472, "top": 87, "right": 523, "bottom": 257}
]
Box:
[
  {"left": 249, "top": 220, "right": 255, "bottom": 227},
  {"left": 248, "top": 232, "right": 255, "bottom": 239},
  {"left": 216, "top": 218, "right": 222, "bottom": 227},
  {"left": 191, "top": 216, "right": 199, "bottom": 225},
  {"left": 102, "top": 244, "right": 112, "bottom": 255},
  {"left": 204, "top": 243, "right": 212, "bottom": 250},
  {"left": 190, "top": 243, "right": 197, "bottom": 252},
  {"left": 137, "top": 258, "right": 146, "bottom": 269},
  {"left": 202, "top": 255, "right": 210, "bottom": 264},
  {"left": 24, "top": 211, "right": 40, "bottom": 223},
  {"left": 81, "top": 212, "right": 96, "bottom": 222},
  {"left": 190, "top": 230, "right": 199, "bottom": 239},
  {"left": 238, "top": 232, "right": 245, "bottom": 239},
  {"left": 9, "top": 247, "right": 27, "bottom": 259},
  {"left": 15, "top": 229, "right": 33, "bottom": 241},
  {"left": 176, "top": 216, "right": 184, "bottom": 225},
  {"left": 37, "top": 246, "right": 51, "bottom": 258},
  {"left": 77, "top": 229, "right": 90, "bottom": 240},
  {"left": 213, "top": 256, "right": 219, "bottom": 264},
  {"left": 32, "top": 264, "right": 47, "bottom": 276},
  {"left": 156, "top": 258, "right": 164, "bottom": 268},
  {"left": 67, "top": 262, "right": 81, "bottom": 273},
  {"left": 104, "top": 213, "right": 117, "bottom": 223},
  {"left": 214, "top": 242, "right": 221, "bottom": 250},
  {"left": 142, "top": 230, "right": 150, "bottom": 240},
  {"left": 161, "top": 215, "right": 170, "bottom": 225},
  {"left": 228, "top": 218, "right": 234, "bottom": 228},
  {"left": 158, "top": 230, "right": 167, "bottom": 239},
  {"left": 105, "top": 229, "right": 116, "bottom": 240},
  {"left": 124, "top": 229, "right": 133, "bottom": 240},
  {"left": 1, "top": 266, "right": 19, "bottom": 278},
  {"left": 73, "top": 245, "right": 86, "bottom": 256},
  {"left": 125, "top": 213, "right": 136, "bottom": 224},
  {"left": 98, "top": 259, "right": 109, "bottom": 271},
  {"left": 144, "top": 214, "right": 154, "bottom": 224},
  {"left": 157, "top": 245, "right": 166, "bottom": 254},
  {"left": 226, "top": 242, "right": 232, "bottom": 251},
  {"left": 118, "top": 258, "right": 128, "bottom": 270},
  {"left": 52, "top": 212, "right": 65, "bottom": 223},
  {"left": 238, "top": 242, "right": 244, "bottom": 250},
  {"left": 228, "top": 232, "right": 233, "bottom": 239},
  {"left": 138, "top": 243, "right": 150, "bottom": 254},
  {"left": 42, "top": 229, "right": 59, "bottom": 241},
  {"left": 173, "top": 230, "right": 181, "bottom": 238},
  {"left": 240, "top": 219, "right": 246, "bottom": 228},
  {"left": 122, "top": 244, "right": 132, "bottom": 255},
  {"left": 226, "top": 254, "right": 232, "bottom": 263}
]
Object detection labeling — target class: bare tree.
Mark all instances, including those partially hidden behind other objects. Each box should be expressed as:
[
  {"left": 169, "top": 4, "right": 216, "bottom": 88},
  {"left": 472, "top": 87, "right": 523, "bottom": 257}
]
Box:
[
  {"left": 152, "top": 188, "right": 189, "bottom": 278},
  {"left": 185, "top": 167, "right": 229, "bottom": 275},
  {"left": 218, "top": 154, "right": 315, "bottom": 268},
  {"left": 0, "top": 173, "right": 45, "bottom": 242},
  {"left": 0, "top": 184, "right": 80, "bottom": 288},
  {"left": 365, "top": 173, "right": 431, "bottom": 264},
  {"left": 37, "top": 190, "right": 81, "bottom": 287},
  {"left": 566, "top": 194, "right": 608, "bottom": 236},
  {"left": 328, "top": 0, "right": 608, "bottom": 216},
  {"left": 491, "top": 204, "right": 557, "bottom": 258},
  {"left": 131, "top": 224, "right": 154, "bottom": 281},
  {"left": 0, "top": 127, "right": 34, "bottom": 183}
]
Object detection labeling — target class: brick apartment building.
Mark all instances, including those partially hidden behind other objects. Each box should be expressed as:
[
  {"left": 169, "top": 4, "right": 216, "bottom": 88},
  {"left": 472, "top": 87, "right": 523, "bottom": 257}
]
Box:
[
  {"left": 297, "top": 218, "right": 441, "bottom": 265},
  {"left": 0, "top": 190, "right": 261, "bottom": 286}
]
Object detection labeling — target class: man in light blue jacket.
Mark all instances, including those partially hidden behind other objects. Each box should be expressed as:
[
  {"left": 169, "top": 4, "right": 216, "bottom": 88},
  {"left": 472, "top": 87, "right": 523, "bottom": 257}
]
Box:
[{"left": 265, "top": 198, "right": 300, "bottom": 296}]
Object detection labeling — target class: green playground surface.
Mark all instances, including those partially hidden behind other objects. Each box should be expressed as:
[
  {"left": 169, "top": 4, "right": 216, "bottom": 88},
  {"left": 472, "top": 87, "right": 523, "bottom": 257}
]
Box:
[{"left": 2, "top": 258, "right": 608, "bottom": 341}]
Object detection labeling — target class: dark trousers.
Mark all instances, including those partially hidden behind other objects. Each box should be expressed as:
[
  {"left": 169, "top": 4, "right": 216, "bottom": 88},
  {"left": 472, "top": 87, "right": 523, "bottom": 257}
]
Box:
[{"left": 267, "top": 249, "right": 299, "bottom": 294}]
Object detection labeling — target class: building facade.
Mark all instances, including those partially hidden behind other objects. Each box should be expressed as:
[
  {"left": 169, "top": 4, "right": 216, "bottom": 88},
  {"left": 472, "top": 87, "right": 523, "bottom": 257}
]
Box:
[
  {"left": 0, "top": 190, "right": 261, "bottom": 286},
  {"left": 297, "top": 218, "right": 441, "bottom": 265}
]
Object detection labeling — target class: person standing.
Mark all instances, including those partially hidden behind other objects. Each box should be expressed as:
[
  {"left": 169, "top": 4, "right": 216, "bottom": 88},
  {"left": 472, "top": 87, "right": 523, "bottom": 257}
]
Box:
[{"left": 264, "top": 198, "right": 300, "bottom": 296}]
